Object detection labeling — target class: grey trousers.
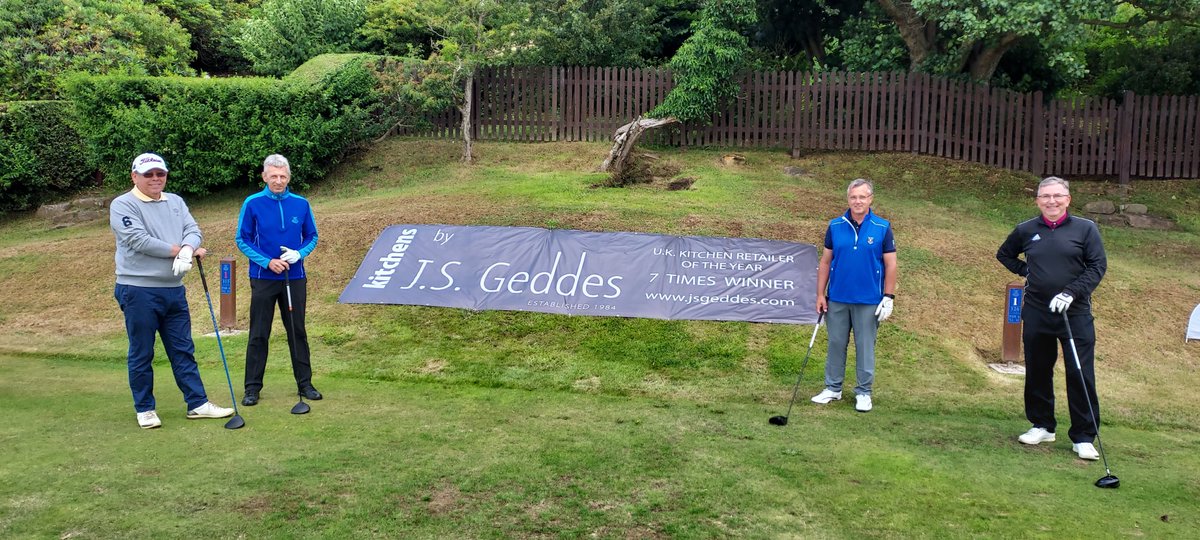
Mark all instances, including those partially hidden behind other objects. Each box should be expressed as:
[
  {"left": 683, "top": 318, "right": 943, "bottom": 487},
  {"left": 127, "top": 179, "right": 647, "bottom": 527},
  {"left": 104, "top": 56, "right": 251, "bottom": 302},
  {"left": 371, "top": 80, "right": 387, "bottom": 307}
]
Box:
[{"left": 823, "top": 301, "right": 879, "bottom": 396}]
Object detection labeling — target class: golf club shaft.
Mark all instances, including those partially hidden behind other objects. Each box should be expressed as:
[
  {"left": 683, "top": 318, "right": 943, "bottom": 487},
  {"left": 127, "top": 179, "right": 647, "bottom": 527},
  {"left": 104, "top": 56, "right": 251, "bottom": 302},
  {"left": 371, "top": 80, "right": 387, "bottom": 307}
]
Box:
[
  {"left": 282, "top": 272, "right": 301, "bottom": 384},
  {"left": 195, "top": 258, "right": 240, "bottom": 415},
  {"left": 1061, "top": 311, "right": 1113, "bottom": 474},
  {"left": 782, "top": 313, "right": 824, "bottom": 419}
]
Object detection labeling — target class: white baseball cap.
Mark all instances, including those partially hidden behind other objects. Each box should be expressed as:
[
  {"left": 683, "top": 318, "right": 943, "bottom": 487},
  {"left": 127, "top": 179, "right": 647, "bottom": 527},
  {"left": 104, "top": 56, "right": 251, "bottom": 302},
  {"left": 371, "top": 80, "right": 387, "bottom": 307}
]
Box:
[{"left": 131, "top": 153, "right": 169, "bottom": 174}]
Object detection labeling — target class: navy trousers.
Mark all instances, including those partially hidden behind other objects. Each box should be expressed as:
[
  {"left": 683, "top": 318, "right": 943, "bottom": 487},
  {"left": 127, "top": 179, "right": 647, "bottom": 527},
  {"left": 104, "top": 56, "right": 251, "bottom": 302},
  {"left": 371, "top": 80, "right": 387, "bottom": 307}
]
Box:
[{"left": 114, "top": 284, "right": 209, "bottom": 412}]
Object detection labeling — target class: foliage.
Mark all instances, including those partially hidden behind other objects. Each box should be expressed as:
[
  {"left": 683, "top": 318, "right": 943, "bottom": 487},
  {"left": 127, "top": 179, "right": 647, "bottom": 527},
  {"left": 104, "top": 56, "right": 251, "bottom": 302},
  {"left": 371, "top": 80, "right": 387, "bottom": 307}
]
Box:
[
  {"left": 236, "top": 0, "right": 368, "bottom": 76},
  {"left": 0, "top": 0, "right": 195, "bottom": 101},
  {"left": 360, "top": 0, "right": 436, "bottom": 56},
  {"left": 1079, "top": 10, "right": 1200, "bottom": 98},
  {"left": 753, "top": 0, "right": 866, "bottom": 69},
  {"left": 146, "top": 0, "right": 259, "bottom": 74},
  {"left": 526, "top": 0, "right": 682, "bottom": 67},
  {"left": 61, "top": 55, "right": 382, "bottom": 196},
  {"left": 0, "top": 101, "right": 92, "bottom": 214},
  {"left": 648, "top": 0, "right": 757, "bottom": 123},
  {"left": 369, "top": 56, "right": 460, "bottom": 134},
  {"left": 823, "top": 2, "right": 907, "bottom": 72}
]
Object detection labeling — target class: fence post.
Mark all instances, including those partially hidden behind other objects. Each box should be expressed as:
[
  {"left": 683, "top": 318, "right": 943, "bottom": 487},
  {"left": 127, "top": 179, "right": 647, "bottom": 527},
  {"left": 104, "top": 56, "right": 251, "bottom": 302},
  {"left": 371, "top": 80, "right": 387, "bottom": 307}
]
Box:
[
  {"left": 1030, "top": 91, "right": 1045, "bottom": 175},
  {"left": 1117, "top": 91, "right": 1136, "bottom": 185}
]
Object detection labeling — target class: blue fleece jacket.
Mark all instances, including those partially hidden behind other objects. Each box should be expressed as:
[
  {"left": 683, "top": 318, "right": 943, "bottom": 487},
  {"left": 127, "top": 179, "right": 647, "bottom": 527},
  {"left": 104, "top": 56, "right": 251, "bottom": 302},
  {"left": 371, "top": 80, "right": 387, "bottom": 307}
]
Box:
[{"left": 236, "top": 187, "right": 318, "bottom": 280}]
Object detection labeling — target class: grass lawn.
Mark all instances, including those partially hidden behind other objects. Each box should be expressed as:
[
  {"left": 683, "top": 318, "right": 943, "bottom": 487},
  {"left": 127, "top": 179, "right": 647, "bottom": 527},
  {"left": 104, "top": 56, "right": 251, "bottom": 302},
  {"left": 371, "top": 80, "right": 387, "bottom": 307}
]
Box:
[{"left": 1, "top": 140, "right": 1199, "bottom": 538}]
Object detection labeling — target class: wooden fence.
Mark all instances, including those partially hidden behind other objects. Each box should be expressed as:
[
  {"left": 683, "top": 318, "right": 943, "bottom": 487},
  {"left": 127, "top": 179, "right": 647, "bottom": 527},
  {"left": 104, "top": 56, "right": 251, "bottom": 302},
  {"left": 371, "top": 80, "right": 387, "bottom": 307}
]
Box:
[{"left": 409, "top": 67, "right": 1200, "bottom": 181}]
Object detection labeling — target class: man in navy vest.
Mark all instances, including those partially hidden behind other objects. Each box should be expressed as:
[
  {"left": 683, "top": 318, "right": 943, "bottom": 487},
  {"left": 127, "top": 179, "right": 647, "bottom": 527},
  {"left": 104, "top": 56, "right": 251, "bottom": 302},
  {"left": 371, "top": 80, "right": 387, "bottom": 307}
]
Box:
[{"left": 811, "top": 179, "right": 898, "bottom": 412}]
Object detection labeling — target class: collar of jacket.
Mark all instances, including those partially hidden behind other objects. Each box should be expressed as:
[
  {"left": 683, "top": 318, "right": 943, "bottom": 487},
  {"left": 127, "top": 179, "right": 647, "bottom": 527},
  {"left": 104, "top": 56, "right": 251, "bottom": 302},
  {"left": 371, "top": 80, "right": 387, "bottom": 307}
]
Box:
[{"left": 262, "top": 186, "right": 290, "bottom": 201}]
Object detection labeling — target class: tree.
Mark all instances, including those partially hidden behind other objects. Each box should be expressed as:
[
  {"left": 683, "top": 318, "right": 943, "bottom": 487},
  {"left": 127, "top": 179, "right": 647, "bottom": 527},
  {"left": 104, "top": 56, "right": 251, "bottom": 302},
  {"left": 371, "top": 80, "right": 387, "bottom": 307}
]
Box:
[
  {"left": 360, "top": 0, "right": 437, "bottom": 56},
  {"left": 1079, "top": 2, "right": 1200, "bottom": 97},
  {"left": 414, "top": 0, "right": 534, "bottom": 163},
  {"left": 875, "top": 0, "right": 1113, "bottom": 82},
  {"left": 599, "top": 0, "right": 757, "bottom": 175},
  {"left": 0, "top": 0, "right": 194, "bottom": 100},
  {"left": 526, "top": 0, "right": 700, "bottom": 67},
  {"left": 235, "top": 0, "right": 368, "bottom": 76}
]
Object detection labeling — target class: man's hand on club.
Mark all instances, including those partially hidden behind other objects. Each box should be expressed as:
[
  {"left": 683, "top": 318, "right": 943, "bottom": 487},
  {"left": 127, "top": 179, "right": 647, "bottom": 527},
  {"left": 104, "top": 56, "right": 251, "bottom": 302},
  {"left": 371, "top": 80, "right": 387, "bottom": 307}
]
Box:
[
  {"left": 1049, "top": 292, "right": 1074, "bottom": 313},
  {"left": 875, "top": 296, "right": 893, "bottom": 322},
  {"left": 280, "top": 246, "right": 301, "bottom": 264},
  {"left": 172, "top": 245, "right": 194, "bottom": 276}
]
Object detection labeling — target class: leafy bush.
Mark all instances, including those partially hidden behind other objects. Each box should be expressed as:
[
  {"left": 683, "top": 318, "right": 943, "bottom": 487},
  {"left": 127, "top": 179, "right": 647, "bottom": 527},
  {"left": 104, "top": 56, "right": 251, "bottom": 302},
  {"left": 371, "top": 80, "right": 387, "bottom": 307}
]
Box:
[
  {"left": 61, "top": 54, "right": 383, "bottom": 196},
  {"left": 0, "top": 0, "right": 195, "bottom": 101},
  {"left": 236, "top": 0, "right": 368, "bottom": 76},
  {"left": 0, "top": 101, "right": 93, "bottom": 214}
]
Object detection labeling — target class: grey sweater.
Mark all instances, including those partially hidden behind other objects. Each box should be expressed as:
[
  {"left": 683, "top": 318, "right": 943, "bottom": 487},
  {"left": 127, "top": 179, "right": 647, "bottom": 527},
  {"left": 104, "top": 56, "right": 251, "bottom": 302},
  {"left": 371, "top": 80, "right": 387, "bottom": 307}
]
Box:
[{"left": 110, "top": 190, "right": 203, "bottom": 287}]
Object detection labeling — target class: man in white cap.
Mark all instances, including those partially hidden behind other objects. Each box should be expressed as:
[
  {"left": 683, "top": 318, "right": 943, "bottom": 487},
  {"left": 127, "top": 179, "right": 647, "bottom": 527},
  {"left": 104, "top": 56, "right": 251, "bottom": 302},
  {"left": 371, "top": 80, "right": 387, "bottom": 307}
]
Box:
[{"left": 109, "top": 152, "right": 234, "bottom": 429}]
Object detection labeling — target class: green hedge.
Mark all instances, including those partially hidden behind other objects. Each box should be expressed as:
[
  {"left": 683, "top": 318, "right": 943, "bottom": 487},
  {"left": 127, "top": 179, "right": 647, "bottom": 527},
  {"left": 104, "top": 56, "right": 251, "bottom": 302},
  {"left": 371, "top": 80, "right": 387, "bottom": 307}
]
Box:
[
  {"left": 61, "top": 54, "right": 384, "bottom": 196},
  {"left": 0, "top": 101, "right": 93, "bottom": 214}
]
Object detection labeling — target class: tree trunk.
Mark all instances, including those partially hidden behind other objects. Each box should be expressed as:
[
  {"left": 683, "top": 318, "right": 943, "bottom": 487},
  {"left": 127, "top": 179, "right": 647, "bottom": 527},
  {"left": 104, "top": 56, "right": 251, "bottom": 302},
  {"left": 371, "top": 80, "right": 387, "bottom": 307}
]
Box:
[
  {"left": 877, "top": 0, "right": 936, "bottom": 70},
  {"left": 966, "top": 33, "right": 1022, "bottom": 83},
  {"left": 459, "top": 73, "right": 474, "bottom": 163},
  {"left": 599, "top": 116, "right": 679, "bottom": 174}
]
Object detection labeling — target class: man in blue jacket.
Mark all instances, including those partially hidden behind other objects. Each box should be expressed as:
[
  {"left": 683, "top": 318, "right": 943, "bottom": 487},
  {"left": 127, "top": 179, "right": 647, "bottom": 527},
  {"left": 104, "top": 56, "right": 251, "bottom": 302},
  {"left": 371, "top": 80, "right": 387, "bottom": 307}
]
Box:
[
  {"left": 811, "top": 178, "right": 898, "bottom": 413},
  {"left": 236, "top": 154, "right": 321, "bottom": 406}
]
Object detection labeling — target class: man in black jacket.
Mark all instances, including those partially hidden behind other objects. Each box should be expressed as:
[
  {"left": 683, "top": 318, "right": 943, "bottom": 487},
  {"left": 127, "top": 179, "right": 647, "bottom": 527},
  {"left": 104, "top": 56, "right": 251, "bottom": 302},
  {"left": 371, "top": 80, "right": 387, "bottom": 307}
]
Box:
[{"left": 996, "top": 176, "right": 1107, "bottom": 461}]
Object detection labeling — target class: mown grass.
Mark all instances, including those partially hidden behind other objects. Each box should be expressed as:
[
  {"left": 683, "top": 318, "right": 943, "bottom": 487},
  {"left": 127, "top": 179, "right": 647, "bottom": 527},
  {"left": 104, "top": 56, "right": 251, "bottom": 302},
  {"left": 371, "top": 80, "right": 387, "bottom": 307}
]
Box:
[{"left": 1, "top": 139, "right": 1199, "bottom": 538}]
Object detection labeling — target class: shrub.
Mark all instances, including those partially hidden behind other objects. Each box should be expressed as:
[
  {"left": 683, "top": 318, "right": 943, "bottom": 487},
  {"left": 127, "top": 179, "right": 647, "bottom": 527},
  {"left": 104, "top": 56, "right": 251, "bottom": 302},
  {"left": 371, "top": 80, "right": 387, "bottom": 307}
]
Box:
[
  {"left": 0, "top": 101, "right": 93, "bottom": 214},
  {"left": 61, "top": 54, "right": 383, "bottom": 196}
]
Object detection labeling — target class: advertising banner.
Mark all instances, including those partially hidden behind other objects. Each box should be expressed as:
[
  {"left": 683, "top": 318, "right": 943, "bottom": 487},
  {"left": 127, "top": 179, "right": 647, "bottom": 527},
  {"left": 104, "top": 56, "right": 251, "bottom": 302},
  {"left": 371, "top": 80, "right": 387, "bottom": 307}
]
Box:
[{"left": 339, "top": 225, "right": 819, "bottom": 324}]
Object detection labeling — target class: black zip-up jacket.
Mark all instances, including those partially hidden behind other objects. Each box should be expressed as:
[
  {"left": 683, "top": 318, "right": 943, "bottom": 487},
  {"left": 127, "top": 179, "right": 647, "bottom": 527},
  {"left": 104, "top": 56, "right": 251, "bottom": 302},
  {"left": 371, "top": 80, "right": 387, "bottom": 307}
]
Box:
[{"left": 996, "top": 213, "right": 1107, "bottom": 315}]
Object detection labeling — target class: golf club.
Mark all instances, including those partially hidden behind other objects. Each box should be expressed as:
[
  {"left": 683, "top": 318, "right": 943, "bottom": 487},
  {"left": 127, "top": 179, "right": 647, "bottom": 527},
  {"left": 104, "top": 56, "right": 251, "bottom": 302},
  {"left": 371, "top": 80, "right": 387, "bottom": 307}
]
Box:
[
  {"left": 1062, "top": 311, "right": 1119, "bottom": 488},
  {"left": 769, "top": 312, "right": 824, "bottom": 426},
  {"left": 282, "top": 264, "right": 310, "bottom": 415},
  {"left": 194, "top": 257, "right": 245, "bottom": 430}
]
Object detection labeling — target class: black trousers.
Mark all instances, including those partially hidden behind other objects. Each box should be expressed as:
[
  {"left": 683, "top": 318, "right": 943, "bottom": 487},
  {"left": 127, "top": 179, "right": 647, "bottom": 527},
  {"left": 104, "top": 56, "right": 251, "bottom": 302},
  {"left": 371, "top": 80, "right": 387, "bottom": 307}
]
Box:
[
  {"left": 244, "top": 278, "right": 312, "bottom": 393},
  {"left": 1022, "top": 307, "right": 1100, "bottom": 443}
]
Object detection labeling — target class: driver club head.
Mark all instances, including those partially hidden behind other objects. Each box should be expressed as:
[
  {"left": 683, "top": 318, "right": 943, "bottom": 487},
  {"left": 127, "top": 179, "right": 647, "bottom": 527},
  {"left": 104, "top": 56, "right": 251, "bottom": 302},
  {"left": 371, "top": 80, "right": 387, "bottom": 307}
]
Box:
[
  {"left": 291, "top": 397, "right": 310, "bottom": 415},
  {"left": 1095, "top": 475, "right": 1120, "bottom": 489},
  {"left": 768, "top": 415, "right": 788, "bottom": 426},
  {"left": 224, "top": 415, "right": 245, "bottom": 429}
]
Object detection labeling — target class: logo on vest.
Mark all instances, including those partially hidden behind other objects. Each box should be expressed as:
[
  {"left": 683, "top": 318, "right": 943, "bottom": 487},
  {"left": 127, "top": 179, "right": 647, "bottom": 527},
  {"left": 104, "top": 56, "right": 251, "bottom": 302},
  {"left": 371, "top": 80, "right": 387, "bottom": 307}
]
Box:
[{"left": 1031, "top": 234, "right": 1041, "bottom": 242}]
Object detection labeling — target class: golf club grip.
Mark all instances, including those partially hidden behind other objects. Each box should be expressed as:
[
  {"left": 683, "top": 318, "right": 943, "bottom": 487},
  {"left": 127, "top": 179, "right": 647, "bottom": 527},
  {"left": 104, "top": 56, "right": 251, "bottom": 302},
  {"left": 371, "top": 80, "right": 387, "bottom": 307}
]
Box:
[
  {"left": 195, "top": 256, "right": 208, "bottom": 291},
  {"left": 808, "top": 312, "right": 824, "bottom": 348}
]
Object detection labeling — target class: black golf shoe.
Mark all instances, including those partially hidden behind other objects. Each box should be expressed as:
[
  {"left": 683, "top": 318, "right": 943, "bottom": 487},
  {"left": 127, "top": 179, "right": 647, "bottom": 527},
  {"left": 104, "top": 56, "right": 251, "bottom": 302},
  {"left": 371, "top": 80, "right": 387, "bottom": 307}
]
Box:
[
  {"left": 299, "top": 386, "right": 323, "bottom": 400},
  {"left": 242, "top": 392, "right": 259, "bottom": 406}
]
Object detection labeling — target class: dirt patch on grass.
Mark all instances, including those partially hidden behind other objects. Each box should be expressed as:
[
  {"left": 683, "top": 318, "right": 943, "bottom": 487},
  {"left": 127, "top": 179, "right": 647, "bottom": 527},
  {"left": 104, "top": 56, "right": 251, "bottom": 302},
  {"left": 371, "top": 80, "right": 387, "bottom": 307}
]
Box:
[{"left": 426, "top": 480, "right": 463, "bottom": 515}]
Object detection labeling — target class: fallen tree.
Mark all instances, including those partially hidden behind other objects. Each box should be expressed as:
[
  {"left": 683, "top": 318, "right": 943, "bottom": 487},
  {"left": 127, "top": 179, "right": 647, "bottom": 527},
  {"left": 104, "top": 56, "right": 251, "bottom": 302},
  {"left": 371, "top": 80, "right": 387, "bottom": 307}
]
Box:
[{"left": 598, "top": 0, "right": 757, "bottom": 178}]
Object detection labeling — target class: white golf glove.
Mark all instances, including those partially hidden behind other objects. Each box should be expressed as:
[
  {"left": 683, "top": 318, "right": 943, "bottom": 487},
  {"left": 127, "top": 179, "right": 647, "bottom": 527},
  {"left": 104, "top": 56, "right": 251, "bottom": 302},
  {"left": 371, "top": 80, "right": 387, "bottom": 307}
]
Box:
[
  {"left": 875, "top": 296, "right": 894, "bottom": 322},
  {"left": 280, "top": 246, "right": 301, "bottom": 264},
  {"left": 1049, "top": 292, "right": 1074, "bottom": 313},
  {"left": 172, "top": 245, "right": 193, "bottom": 276}
]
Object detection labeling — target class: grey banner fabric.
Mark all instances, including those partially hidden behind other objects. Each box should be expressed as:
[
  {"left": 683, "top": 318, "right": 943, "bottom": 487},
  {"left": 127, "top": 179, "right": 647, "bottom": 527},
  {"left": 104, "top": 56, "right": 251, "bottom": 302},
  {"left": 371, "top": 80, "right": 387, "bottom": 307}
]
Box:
[{"left": 339, "top": 225, "right": 819, "bottom": 324}]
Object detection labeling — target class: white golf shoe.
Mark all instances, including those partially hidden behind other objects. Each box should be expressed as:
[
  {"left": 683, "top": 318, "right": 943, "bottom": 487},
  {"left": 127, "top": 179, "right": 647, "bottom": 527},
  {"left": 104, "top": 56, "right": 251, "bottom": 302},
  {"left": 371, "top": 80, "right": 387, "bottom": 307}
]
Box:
[
  {"left": 136, "top": 410, "right": 162, "bottom": 429},
  {"left": 186, "top": 402, "right": 235, "bottom": 419},
  {"left": 855, "top": 394, "right": 873, "bottom": 412},
  {"left": 1018, "top": 427, "right": 1056, "bottom": 445},
  {"left": 811, "top": 389, "right": 842, "bottom": 404},
  {"left": 1073, "top": 442, "right": 1100, "bottom": 460}
]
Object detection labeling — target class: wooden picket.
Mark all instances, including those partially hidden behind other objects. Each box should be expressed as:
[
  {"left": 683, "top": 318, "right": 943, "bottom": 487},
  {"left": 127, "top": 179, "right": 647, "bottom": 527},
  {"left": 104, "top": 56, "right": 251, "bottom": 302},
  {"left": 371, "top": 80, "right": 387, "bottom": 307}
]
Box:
[{"left": 400, "top": 66, "right": 1199, "bottom": 180}]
